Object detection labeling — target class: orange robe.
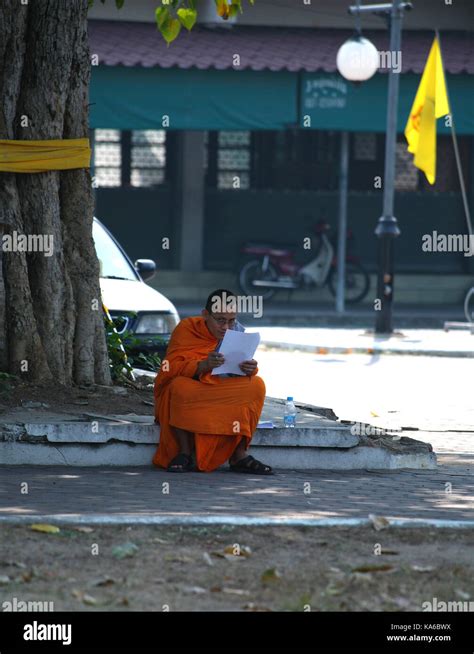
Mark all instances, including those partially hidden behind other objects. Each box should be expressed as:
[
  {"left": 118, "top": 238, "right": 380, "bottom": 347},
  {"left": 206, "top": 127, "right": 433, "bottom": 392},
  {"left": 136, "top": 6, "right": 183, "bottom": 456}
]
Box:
[{"left": 152, "top": 316, "right": 266, "bottom": 472}]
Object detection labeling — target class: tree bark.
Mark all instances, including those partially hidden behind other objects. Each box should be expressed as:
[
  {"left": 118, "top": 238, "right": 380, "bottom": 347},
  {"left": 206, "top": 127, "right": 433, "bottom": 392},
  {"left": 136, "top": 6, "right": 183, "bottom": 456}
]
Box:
[{"left": 0, "top": 0, "right": 110, "bottom": 385}]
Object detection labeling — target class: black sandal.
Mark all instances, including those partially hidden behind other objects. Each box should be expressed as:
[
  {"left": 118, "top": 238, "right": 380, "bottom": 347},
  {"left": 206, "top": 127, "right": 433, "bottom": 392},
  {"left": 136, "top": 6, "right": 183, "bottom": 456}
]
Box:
[
  {"left": 167, "top": 453, "right": 194, "bottom": 473},
  {"left": 229, "top": 454, "right": 274, "bottom": 475}
]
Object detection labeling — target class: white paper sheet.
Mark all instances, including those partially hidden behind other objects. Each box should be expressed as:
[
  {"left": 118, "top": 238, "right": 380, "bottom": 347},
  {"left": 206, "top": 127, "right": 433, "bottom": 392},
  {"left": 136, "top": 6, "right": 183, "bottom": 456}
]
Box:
[{"left": 211, "top": 329, "right": 260, "bottom": 376}]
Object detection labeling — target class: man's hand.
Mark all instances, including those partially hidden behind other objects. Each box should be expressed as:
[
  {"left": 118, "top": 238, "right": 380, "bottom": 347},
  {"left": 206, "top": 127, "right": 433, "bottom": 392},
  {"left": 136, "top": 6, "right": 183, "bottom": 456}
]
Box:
[
  {"left": 206, "top": 351, "right": 225, "bottom": 370},
  {"left": 239, "top": 359, "right": 258, "bottom": 376}
]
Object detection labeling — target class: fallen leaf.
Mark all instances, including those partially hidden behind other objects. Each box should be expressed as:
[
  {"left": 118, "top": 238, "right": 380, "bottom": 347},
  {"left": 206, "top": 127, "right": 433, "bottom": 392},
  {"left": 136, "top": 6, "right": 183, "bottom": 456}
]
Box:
[
  {"left": 352, "top": 564, "right": 394, "bottom": 573},
  {"left": 74, "top": 527, "right": 94, "bottom": 534},
  {"left": 182, "top": 585, "right": 207, "bottom": 594},
  {"left": 261, "top": 568, "right": 281, "bottom": 583},
  {"left": 30, "top": 524, "right": 60, "bottom": 534},
  {"left": 223, "top": 545, "right": 252, "bottom": 558},
  {"left": 117, "top": 596, "right": 130, "bottom": 606},
  {"left": 151, "top": 537, "right": 169, "bottom": 544},
  {"left": 203, "top": 552, "right": 214, "bottom": 566},
  {"left": 221, "top": 587, "right": 250, "bottom": 596},
  {"left": 455, "top": 589, "right": 470, "bottom": 600},
  {"left": 411, "top": 565, "right": 435, "bottom": 573},
  {"left": 163, "top": 554, "right": 193, "bottom": 563},
  {"left": 242, "top": 602, "right": 273, "bottom": 611},
  {"left": 112, "top": 542, "right": 139, "bottom": 560},
  {"left": 82, "top": 594, "right": 99, "bottom": 606},
  {"left": 350, "top": 572, "right": 375, "bottom": 583},
  {"left": 370, "top": 410, "right": 379, "bottom": 417},
  {"left": 369, "top": 514, "right": 390, "bottom": 531},
  {"left": 0, "top": 560, "right": 26, "bottom": 569},
  {"left": 91, "top": 577, "right": 116, "bottom": 587},
  {"left": 17, "top": 569, "right": 35, "bottom": 583},
  {"left": 325, "top": 581, "right": 346, "bottom": 596}
]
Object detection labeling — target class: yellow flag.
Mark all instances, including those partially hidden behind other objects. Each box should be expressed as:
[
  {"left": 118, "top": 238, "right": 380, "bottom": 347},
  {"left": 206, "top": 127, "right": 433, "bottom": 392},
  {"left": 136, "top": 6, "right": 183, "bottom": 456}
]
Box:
[
  {"left": 0, "top": 138, "right": 90, "bottom": 173},
  {"left": 404, "top": 36, "right": 450, "bottom": 185}
]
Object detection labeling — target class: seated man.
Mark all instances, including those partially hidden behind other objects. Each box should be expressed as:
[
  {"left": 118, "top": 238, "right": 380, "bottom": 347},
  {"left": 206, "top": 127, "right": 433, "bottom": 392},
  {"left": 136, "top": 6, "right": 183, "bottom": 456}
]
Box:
[{"left": 152, "top": 289, "right": 272, "bottom": 475}]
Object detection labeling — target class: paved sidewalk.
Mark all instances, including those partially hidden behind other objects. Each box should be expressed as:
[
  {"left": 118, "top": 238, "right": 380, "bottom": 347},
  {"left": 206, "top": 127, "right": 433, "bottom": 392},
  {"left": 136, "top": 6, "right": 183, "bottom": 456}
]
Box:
[
  {"left": 258, "top": 326, "right": 474, "bottom": 357},
  {"left": 1, "top": 449, "right": 472, "bottom": 526}
]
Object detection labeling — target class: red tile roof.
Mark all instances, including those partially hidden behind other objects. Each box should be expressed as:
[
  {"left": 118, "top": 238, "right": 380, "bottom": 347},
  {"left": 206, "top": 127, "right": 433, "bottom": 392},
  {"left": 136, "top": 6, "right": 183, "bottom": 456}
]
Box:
[{"left": 88, "top": 21, "right": 474, "bottom": 75}]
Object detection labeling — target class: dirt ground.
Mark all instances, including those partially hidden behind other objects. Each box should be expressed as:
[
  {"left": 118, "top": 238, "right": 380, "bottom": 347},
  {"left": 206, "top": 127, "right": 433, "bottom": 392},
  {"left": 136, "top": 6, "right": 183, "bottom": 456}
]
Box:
[
  {"left": 0, "top": 378, "right": 154, "bottom": 418},
  {"left": 1, "top": 525, "right": 473, "bottom": 612}
]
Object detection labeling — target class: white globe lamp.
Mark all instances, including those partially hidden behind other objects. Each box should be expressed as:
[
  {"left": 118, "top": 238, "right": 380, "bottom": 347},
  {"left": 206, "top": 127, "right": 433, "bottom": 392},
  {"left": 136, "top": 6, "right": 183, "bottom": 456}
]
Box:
[{"left": 336, "top": 35, "right": 379, "bottom": 82}]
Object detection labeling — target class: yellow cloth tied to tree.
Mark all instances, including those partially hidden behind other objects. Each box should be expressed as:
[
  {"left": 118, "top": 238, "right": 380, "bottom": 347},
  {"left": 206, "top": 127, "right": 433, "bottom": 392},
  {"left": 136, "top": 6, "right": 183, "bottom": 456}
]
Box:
[{"left": 0, "top": 138, "right": 91, "bottom": 173}]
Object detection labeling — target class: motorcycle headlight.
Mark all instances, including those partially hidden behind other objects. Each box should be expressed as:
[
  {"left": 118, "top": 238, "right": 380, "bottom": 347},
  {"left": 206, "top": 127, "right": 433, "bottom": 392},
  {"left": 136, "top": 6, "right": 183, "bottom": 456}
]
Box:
[{"left": 134, "top": 313, "right": 178, "bottom": 334}]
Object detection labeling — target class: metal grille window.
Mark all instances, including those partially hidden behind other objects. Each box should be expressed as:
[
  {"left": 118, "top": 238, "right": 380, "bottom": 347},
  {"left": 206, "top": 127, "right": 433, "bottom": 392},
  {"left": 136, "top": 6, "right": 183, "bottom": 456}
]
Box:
[
  {"left": 354, "top": 133, "right": 377, "bottom": 161},
  {"left": 217, "top": 131, "right": 251, "bottom": 189},
  {"left": 131, "top": 130, "right": 167, "bottom": 187},
  {"left": 94, "top": 129, "right": 121, "bottom": 187},
  {"left": 395, "top": 141, "right": 419, "bottom": 191}
]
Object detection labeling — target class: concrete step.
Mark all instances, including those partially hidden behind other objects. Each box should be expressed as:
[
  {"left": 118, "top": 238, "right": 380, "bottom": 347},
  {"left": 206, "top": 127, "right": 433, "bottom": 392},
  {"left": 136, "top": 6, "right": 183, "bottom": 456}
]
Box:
[{"left": 1, "top": 418, "right": 436, "bottom": 471}]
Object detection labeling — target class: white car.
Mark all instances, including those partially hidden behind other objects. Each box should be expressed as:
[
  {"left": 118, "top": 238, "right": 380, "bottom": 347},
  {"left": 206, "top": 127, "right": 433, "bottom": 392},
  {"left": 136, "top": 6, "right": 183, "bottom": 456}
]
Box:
[{"left": 93, "top": 217, "right": 179, "bottom": 359}]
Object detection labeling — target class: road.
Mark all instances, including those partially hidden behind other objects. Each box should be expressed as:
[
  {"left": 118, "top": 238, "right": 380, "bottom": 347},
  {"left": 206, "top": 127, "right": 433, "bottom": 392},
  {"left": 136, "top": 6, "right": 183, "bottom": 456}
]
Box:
[{"left": 256, "top": 349, "right": 473, "bottom": 435}]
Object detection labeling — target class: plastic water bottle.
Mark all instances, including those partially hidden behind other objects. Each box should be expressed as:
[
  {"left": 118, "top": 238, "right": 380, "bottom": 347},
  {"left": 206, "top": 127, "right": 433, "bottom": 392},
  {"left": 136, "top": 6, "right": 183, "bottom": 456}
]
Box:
[{"left": 284, "top": 396, "right": 297, "bottom": 428}]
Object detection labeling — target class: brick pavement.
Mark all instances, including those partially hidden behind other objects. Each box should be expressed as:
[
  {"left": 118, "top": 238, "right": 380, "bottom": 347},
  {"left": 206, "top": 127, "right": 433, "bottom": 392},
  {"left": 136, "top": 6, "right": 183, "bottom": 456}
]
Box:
[{"left": 0, "top": 451, "right": 472, "bottom": 525}]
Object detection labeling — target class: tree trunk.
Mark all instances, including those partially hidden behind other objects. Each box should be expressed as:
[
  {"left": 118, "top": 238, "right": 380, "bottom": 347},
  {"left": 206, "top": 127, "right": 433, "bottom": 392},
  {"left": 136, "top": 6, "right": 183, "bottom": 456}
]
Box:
[{"left": 0, "top": 0, "right": 110, "bottom": 386}]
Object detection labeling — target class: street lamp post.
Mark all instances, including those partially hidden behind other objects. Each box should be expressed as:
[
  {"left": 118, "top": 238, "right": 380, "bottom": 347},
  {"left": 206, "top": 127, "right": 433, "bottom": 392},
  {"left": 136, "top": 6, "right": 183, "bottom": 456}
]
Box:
[{"left": 338, "top": 0, "right": 412, "bottom": 334}]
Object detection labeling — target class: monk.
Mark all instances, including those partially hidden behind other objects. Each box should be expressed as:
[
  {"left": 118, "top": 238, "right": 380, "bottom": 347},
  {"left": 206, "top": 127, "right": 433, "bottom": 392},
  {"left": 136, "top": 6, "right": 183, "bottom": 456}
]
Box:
[{"left": 152, "top": 289, "right": 273, "bottom": 474}]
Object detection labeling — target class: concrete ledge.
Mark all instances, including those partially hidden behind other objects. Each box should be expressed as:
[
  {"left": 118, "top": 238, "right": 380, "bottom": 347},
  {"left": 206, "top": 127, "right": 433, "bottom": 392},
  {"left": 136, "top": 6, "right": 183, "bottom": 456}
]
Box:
[
  {"left": 6, "top": 422, "right": 359, "bottom": 448},
  {"left": 0, "top": 439, "right": 436, "bottom": 470}
]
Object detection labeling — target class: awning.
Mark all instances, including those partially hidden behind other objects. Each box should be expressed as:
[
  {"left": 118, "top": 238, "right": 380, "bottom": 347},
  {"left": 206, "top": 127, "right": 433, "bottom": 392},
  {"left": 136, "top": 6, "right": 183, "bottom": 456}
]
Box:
[
  {"left": 300, "top": 72, "right": 474, "bottom": 134},
  {"left": 88, "top": 21, "right": 474, "bottom": 133},
  {"left": 90, "top": 66, "right": 297, "bottom": 130}
]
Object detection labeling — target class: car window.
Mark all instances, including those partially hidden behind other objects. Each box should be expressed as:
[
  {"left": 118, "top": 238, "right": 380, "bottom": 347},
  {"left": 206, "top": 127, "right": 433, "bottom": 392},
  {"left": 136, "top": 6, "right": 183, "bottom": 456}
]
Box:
[{"left": 93, "top": 220, "right": 138, "bottom": 281}]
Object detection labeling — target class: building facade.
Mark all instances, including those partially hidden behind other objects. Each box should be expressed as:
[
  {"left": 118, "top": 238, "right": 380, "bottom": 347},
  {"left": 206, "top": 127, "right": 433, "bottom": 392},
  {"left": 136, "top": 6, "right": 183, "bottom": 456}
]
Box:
[{"left": 88, "top": 0, "right": 474, "bottom": 282}]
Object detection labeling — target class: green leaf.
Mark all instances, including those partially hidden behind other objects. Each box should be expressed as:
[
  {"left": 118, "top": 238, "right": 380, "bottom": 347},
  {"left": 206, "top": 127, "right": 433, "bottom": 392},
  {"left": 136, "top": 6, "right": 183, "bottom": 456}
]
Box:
[
  {"left": 177, "top": 8, "right": 197, "bottom": 31},
  {"left": 115, "top": 0, "right": 125, "bottom": 8},
  {"left": 155, "top": 6, "right": 169, "bottom": 29},
  {"left": 159, "top": 16, "right": 182, "bottom": 45}
]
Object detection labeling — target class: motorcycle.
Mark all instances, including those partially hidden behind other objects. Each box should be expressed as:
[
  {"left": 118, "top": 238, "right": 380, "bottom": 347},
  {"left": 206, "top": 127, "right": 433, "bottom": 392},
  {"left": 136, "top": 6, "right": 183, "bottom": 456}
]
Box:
[{"left": 238, "top": 221, "right": 370, "bottom": 303}]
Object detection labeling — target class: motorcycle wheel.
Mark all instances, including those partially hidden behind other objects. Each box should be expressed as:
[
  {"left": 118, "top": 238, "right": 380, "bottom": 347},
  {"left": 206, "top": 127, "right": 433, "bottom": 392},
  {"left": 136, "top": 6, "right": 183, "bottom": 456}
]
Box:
[
  {"left": 238, "top": 260, "right": 279, "bottom": 300},
  {"left": 464, "top": 286, "right": 474, "bottom": 323},
  {"left": 327, "top": 261, "right": 370, "bottom": 304}
]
